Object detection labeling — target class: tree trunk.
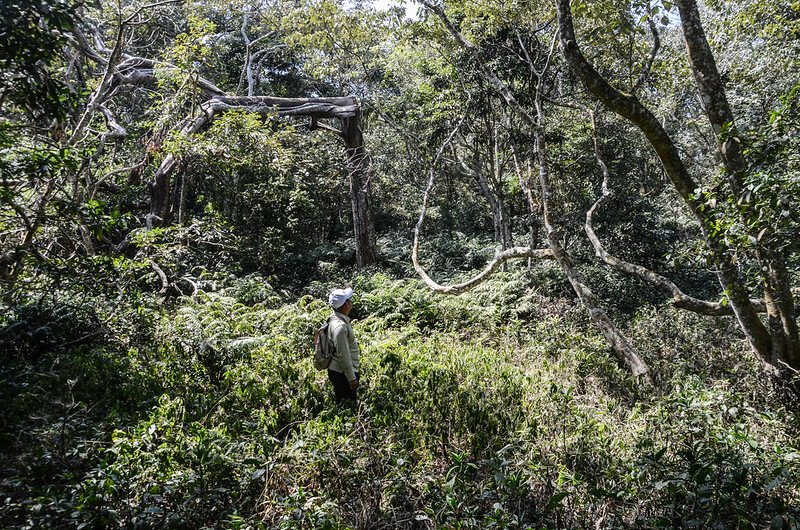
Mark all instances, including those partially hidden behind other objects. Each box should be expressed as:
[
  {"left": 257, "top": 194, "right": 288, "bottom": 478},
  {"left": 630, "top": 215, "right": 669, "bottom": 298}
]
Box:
[
  {"left": 512, "top": 150, "right": 541, "bottom": 270},
  {"left": 148, "top": 153, "right": 177, "bottom": 226},
  {"left": 341, "top": 108, "right": 378, "bottom": 267},
  {"left": 532, "top": 88, "right": 651, "bottom": 383},
  {"left": 471, "top": 159, "right": 512, "bottom": 251},
  {"left": 676, "top": 0, "right": 800, "bottom": 369},
  {"left": 491, "top": 124, "right": 513, "bottom": 251},
  {"left": 554, "top": 0, "right": 785, "bottom": 371}
]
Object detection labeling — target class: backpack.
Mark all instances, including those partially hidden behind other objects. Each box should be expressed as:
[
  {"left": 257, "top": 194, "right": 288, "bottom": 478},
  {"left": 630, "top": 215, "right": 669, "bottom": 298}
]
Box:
[{"left": 313, "top": 316, "right": 341, "bottom": 370}]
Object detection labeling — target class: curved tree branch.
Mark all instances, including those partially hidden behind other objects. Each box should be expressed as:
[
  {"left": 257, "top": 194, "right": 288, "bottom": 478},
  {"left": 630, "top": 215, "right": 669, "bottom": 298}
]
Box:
[
  {"left": 149, "top": 259, "right": 169, "bottom": 295},
  {"left": 414, "top": 245, "right": 555, "bottom": 295},
  {"left": 555, "top": 0, "right": 772, "bottom": 362},
  {"left": 584, "top": 110, "right": 765, "bottom": 317},
  {"left": 411, "top": 99, "right": 554, "bottom": 294}
]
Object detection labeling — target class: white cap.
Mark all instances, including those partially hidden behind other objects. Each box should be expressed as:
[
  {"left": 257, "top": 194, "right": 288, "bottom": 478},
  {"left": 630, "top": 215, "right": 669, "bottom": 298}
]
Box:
[{"left": 328, "top": 287, "right": 354, "bottom": 309}]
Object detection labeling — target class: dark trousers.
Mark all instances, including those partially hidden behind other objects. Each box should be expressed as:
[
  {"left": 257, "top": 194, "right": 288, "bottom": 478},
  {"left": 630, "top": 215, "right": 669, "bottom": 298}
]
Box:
[{"left": 327, "top": 369, "right": 359, "bottom": 405}]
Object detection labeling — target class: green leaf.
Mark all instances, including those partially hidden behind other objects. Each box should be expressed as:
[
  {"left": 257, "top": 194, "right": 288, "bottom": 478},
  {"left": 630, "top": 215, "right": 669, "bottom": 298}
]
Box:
[{"left": 546, "top": 491, "right": 569, "bottom": 511}]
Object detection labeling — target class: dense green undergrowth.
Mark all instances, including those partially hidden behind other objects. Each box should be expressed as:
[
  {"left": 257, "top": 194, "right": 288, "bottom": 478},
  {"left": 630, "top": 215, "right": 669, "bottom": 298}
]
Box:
[{"left": 1, "top": 270, "right": 799, "bottom": 529}]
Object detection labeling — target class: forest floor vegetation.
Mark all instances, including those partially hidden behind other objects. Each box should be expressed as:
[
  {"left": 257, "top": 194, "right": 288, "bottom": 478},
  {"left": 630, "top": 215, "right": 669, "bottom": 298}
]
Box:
[{"left": 1, "top": 266, "right": 799, "bottom": 529}]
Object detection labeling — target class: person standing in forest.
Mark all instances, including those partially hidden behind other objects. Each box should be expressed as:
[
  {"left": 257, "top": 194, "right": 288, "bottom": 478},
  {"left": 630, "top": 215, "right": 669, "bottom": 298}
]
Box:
[{"left": 327, "top": 287, "right": 360, "bottom": 406}]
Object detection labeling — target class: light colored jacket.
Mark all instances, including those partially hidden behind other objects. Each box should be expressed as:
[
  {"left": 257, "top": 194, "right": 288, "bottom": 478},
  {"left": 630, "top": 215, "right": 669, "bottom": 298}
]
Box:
[{"left": 327, "top": 311, "right": 360, "bottom": 381}]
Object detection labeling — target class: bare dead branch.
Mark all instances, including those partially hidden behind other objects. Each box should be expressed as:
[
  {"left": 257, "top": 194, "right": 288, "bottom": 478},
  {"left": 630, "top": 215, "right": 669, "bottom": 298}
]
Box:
[
  {"left": 68, "top": 21, "right": 127, "bottom": 145},
  {"left": 98, "top": 105, "right": 127, "bottom": 139},
  {"left": 308, "top": 117, "right": 343, "bottom": 135},
  {"left": 69, "top": 27, "right": 106, "bottom": 63},
  {"left": 415, "top": 246, "right": 555, "bottom": 295}
]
